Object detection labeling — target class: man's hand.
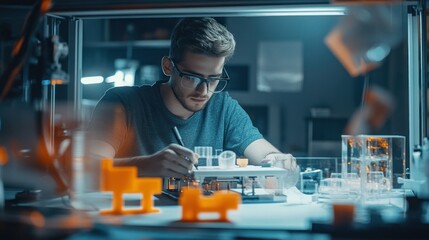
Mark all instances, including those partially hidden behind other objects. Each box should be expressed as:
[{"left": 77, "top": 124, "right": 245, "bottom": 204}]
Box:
[
  {"left": 262, "top": 153, "right": 300, "bottom": 189},
  {"left": 130, "top": 144, "right": 198, "bottom": 178}
]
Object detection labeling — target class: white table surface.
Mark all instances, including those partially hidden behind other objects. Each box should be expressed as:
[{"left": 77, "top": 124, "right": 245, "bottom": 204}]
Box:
[
  {"left": 22, "top": 187, "right": 406, "bottom": 232},
  {"left": 72, "top": 187, "right": 402, "bottom": 230}
]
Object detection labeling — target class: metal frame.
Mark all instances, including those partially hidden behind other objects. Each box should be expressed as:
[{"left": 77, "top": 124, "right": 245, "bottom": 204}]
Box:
[
  {"left": 407, "top": 1, "right": 427, "bottom": 186},
  {"left": 53, "top": 0, "right": 425, "bottom": 183},
  {"left": 50, "top": 5, "right": 347, "bottom": 20},
  {"left": 68, "top": 18, "right": 83, "bottom": 123}
]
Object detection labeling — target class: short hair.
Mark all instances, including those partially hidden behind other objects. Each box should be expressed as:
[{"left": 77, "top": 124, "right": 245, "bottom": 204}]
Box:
[{"left": 169, "top": 17, "right": 236, "bottom": 63}]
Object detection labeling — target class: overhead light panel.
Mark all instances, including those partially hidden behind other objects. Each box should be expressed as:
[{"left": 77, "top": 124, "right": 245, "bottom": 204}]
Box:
[
  {"left": 81, "top": 76, "right": 104, "bottom": 85},
  {"left": 251, "top": 6, "right": 348, "bottom": 16}
]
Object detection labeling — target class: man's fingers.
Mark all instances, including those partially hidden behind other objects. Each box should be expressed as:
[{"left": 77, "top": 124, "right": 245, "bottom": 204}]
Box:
[
  {"left": 162, "top": 149, "right": 193, "bottom": 173},
  {"left": 166, "top": 144, "right": 198, "bottom": 167},
  {"left": 266, "top": 153, "right": 297, "bottom": 170},
  {"left": 168, "top": 144, "right": 198, "bottom": 163}
]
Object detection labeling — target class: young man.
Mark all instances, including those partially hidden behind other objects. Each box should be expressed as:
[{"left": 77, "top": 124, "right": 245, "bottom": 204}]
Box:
[{"left": 90, "top": 17, "right": 298, "bottom": 187}]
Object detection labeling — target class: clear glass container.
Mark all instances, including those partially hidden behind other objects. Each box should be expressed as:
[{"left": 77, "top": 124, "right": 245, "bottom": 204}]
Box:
[{"left": 341, "top": 135, "right": 406, "bottom": 202}]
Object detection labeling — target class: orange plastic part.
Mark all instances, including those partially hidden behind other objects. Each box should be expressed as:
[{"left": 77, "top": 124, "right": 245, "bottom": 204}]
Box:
[
  {"left": 0, "top": 146, "right": 7, "bottom": 165},
  {"left": 179, "top": 188, "right": 241, "bottom": 222},
  {"left": 332, "top": 203, "right": 355, "bottom": 227},
  {"left": 99, "top": 159, "right": 162, "bottom": 215}
]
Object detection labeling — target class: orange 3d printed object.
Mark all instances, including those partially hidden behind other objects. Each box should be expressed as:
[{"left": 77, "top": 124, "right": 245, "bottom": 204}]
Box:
[
  {"left": 179, "top": 187, "right": 241, "bottom": 222},
  {"left": 100, "top": 159, "right": 162, "bottom": 215}
]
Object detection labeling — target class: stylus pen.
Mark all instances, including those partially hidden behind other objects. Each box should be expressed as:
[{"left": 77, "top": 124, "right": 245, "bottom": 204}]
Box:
[{"left": 172, "top": 126, "right": 199, "bottom": 170}]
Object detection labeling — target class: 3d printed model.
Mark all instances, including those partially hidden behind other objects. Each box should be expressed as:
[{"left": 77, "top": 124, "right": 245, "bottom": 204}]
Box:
[
  {"left": 100, "top": 159, "right": 162, "bottom": 214},
  {"left": 179, "top": 187, "right": 241, "bottom": 222}
]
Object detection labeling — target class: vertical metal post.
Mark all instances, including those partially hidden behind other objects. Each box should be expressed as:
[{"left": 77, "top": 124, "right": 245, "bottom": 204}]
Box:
[
  {"left": 418, "top": 0, "right": 427, "bottom": 143},
  {"left": 408, "top": 6, "right": 419, "bottom": 160},
  {"left": 408, "top": 1, "right": 427, "bottom": 182},
  {"left": 48, "top": 17, "right": 63, "bottom": 157},
  {"left": 68, "top": 18, "right": 83, "bottom": 124}
]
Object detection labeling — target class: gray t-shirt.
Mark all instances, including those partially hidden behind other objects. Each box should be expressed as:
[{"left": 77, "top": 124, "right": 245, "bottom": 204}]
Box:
[{"left": 90, "top": 81, "right": 263, "bottom": 158}]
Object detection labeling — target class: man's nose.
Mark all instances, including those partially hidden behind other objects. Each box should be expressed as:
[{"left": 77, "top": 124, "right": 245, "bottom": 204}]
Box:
[{"left": 195, "top": 80, "right": 209, "bottom": 94}]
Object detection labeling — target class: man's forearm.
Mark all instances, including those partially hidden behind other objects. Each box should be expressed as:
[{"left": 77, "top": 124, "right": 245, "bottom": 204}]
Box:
[
  {"left": 113, "top": 157, "right": 137, "bottom": 166},
  {"left": 244, "top": 139, "right": 280, "bottom": 165}
]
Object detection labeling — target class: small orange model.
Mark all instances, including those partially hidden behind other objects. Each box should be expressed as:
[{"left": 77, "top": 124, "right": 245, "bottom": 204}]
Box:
[
  {"left": 179, "top": 187, "right": 241, "bottom": 222},
  {"left": 99, "top": 159, "right": 162, "bottom": 215}
]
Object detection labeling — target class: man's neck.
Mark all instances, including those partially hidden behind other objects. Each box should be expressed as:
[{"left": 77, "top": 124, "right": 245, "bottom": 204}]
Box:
[{"left": 160, "top": 83, "right": 193, "bottom": 119}]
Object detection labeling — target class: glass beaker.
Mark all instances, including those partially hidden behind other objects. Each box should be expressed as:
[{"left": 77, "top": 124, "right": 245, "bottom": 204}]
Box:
[
  {"left": 67, "top": 130, "right": 104, "bottom": 210},
  {"left": 194, "top": 146, "right": 213, "bottom": 167},
  {"left": 214, "top": 149, "right": 223, "bottom": 166},
  {"left": 218, "top": 150, "right": 236, "bottom": 169}
]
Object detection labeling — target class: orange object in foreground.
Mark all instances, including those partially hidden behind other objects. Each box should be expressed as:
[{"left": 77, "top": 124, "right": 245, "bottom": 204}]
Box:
[
  {"left": 0, "top": 146, "right": 8, "bottom": 165},
  {"left": 179, "top": 188, "right": 241, "bottom": 222},
  {"left": 100, "top": 159, "right": 162, "bottom": 215},
  {"left": 332, "top": 203, "right": 355, "bottom": 227}
]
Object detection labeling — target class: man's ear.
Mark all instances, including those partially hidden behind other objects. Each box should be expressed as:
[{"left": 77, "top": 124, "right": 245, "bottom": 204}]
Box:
[{"left": 161, "top": 56, "right": 172, "bottom": 76}]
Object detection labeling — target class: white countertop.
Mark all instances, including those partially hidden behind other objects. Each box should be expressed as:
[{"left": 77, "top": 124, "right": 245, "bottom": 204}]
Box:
[{"left": 17, "top": 187, "right": 406, "bottom": 232}]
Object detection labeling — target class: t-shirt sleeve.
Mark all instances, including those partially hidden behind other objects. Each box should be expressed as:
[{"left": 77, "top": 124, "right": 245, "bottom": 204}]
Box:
[
  {"left": 223, "top": 94, "right": 264, "bottom": 156},
  {"left": 87, "top": 89, "right": 128, "bottom": 155}
]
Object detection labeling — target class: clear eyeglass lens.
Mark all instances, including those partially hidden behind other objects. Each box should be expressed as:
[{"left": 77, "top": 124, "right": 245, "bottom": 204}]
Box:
[
  {"left": 181, "top": 76, "right": 227, "bottom": 93},
  {"left": 181, "top": 76, "right": 199, "bottom": 88},
  {"left": 214, "top": 80, "right": 227, "bottom": 92}
]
